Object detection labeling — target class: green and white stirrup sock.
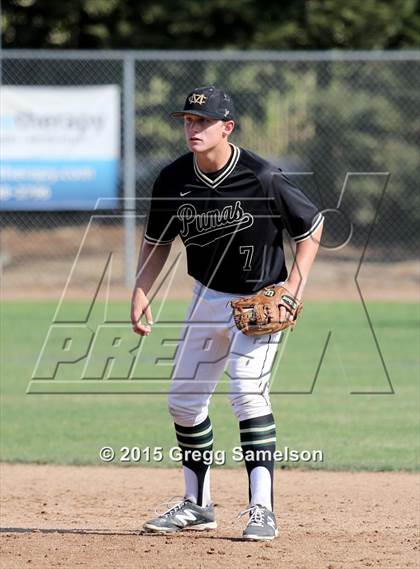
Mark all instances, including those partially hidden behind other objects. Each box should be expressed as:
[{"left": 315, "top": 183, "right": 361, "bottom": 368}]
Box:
[
  {"left": 239, "top": 412, "right": 276, "bottom": 511},
  {"left": 174, "top": 416, "right": 213, "bottom": 507}
]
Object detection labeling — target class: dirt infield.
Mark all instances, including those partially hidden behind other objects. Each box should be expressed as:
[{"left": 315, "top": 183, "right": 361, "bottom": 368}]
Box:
[{"left": 0, "top": 464, "right": 418, "bottom": 569}]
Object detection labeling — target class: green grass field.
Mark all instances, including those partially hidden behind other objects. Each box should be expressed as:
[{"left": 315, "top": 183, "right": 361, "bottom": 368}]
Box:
[{"left": 1, "top": 300, "right": 418, "bottom": 471}]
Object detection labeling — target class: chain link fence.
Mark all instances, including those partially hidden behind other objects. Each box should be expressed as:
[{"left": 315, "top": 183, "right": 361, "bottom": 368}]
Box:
[{"left": 1, "top": 50, "right": 419, "bottom": 299}]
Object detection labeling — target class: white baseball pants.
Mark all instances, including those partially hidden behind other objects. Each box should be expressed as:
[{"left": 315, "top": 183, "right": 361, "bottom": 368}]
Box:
[{"left": 168, "top": 281, "right": 283, "bottom": 426}]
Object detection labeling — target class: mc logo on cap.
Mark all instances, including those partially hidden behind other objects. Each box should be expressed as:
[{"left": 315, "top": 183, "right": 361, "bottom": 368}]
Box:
[{"left": 188, "top": 93, "right": 207, "bottom": 105}]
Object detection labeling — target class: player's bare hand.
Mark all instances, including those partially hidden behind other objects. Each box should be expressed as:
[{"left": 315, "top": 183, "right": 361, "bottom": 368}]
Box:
[{"left": 131, "top": 287, "right": 153, "bottom": 336}]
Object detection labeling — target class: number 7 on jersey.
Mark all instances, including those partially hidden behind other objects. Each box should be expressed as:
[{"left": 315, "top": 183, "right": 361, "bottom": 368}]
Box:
[{"left": 239, "top": 245, "right": 254, "bottom": 271}]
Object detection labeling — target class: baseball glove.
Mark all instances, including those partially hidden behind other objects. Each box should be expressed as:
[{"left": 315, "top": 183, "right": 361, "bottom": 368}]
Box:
[{"left": 230, "top": 284, "right": 303, "bottom": 336}]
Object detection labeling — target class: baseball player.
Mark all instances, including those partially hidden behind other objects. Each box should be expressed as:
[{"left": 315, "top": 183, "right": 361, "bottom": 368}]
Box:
[{"left": 131, "top": 86, "right": 324, "bottom": 540}]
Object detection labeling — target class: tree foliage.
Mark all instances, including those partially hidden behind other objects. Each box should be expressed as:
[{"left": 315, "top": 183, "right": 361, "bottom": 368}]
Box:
[{"left": 2, "top": 0, "right": 420, "bottom": 49}]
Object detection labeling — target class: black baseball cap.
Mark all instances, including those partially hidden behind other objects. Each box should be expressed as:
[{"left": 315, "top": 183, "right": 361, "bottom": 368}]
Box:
[{"left": 171, "top": 86, "right": 236, "bottom": 121}]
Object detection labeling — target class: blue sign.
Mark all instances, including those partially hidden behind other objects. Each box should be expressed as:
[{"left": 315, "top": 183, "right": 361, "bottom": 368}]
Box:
[{"left": 0, "top": 159, "right": 119, "bottom": 210}]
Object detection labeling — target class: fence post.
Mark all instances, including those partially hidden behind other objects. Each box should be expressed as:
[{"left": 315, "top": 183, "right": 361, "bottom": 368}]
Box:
[{"left": 123, "top": 54, "right": 136, "bottom": 287}]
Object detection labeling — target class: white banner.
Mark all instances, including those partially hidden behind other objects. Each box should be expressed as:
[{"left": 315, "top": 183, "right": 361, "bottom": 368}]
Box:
[{"left": 0, "top": 86, "right": 120, "bottom": 209}]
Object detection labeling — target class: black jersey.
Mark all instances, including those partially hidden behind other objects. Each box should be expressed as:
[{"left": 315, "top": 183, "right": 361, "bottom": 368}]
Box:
[{"left": 144, "top": 144, "right": 323, "bottom": 294}]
